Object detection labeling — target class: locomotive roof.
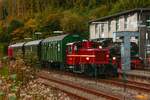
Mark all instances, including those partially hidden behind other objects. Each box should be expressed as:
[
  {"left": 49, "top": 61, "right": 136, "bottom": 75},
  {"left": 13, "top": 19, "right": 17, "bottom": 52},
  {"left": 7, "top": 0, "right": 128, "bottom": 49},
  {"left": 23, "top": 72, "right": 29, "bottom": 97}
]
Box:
[
  {"left": 9, "top": 42, "right": 25, "bottom": 48},
  {"left": 42, "top": 34, "right": 68, "bottom": 43},
  {"left": 25, "top": 40, "right": 42, "bottom": 46},
  {"left": 66, "top": 42, "right": 74, "bottom": 45}
]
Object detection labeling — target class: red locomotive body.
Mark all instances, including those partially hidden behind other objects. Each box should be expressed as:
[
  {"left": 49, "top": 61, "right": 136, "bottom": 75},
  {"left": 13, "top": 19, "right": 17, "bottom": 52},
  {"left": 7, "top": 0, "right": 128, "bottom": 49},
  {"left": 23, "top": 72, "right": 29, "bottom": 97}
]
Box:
[
  {"left": 99, "top": 39, "right": 143, "bottom": 70},
  {"left": 66, "top": 41, "right": 118, "bottom": 76},
  {"left": 67, "top": 41, "right": 110, "bottom": 65}
]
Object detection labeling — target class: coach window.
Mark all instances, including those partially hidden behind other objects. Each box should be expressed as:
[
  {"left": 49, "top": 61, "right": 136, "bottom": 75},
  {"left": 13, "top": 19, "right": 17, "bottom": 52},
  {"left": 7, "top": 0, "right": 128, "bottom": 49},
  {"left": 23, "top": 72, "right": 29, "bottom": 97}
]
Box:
[{"left": 58, "top": 44, "right": 60, "bottom": 51}]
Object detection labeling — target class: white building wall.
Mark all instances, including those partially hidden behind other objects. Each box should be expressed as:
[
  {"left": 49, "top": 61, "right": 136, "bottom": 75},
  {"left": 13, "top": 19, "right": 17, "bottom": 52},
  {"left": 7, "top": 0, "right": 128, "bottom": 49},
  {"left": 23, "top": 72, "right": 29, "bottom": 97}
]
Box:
[
  {"left": 97, "top": 24, "right": 101, "bottom": 38},
  {"left": 89, "top": 24, "right": 96, "bottom": 40},
  {"left": 118, "top": 16, "right": 124, "bottom": 31},
  {"left": 104, "top": 22, "right": 109, "bottom": 38},
  {"left": 109, "top": 19, "right": 116, "bottom": 38},
  {"left": 126, "top": 13, "right": 138, "bottom": 31},
  {"left": 89, "top": 12, "right": 139, "bottom": 40}
]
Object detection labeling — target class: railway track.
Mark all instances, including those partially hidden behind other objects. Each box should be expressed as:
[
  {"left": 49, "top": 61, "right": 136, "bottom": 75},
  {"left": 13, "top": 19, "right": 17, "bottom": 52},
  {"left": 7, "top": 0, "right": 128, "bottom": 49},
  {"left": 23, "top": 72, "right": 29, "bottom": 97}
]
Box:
[
  {"left": 99, "top": 79, "right": 150, "bottom": 93},
  {"left": 119, "top": 70, "right": 150, "bottom": 80},
  {"left": 37, "top": 78, "right": 87, "bottom": 100},
  {"left": 37, "top": 71, "right": 122, "bottom": 100},
  {"left": 41, "top": 69, "right": 150, "bottom": 93}
]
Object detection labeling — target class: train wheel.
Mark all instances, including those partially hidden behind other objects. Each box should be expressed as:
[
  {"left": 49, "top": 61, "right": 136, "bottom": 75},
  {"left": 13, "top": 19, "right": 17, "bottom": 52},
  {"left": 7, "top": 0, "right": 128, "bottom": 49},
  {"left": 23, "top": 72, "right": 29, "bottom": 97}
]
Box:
[
  {"left": 104, "top": 64, "right": 115, "bottom": 78},
  {"left": 84, "top": 64, "right": 95, "bottom": 77}
]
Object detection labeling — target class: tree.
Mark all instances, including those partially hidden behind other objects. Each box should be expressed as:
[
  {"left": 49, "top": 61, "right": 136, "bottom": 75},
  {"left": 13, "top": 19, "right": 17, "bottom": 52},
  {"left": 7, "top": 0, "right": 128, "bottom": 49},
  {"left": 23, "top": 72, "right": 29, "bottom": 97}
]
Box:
[
  {"left": 24, "top": 18, "right": 38, "bottom": 39},
  {"left": 89, "top": 5, "right": 109, "bottom": 19},
  {"left": 110, "top": 0, "right": 150, "bottom": 14},
  {"left": 7, "top": 19, "right": 24, "bottom": 41},
  {"left": 60, "top": 11, "right": 87, "bottom": 34}
]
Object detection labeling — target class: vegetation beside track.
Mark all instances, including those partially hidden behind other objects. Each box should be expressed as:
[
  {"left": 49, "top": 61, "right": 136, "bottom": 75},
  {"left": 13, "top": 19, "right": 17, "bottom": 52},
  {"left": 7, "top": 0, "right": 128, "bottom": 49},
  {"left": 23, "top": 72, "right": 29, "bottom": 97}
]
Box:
[
  {"left": 0, "top": 58, "right": 79, "bottom": 99},
  {"left": 0, "top": 58, "right": 36, "bottom": 99}
]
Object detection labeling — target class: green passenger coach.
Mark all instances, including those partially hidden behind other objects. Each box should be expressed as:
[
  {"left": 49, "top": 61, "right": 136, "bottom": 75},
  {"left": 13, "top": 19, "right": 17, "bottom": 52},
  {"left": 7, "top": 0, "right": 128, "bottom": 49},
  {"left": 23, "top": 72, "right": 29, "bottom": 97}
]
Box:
[
  {"left": 24, "top": 40, "right": 42, "bottom": 64},
  {"left": 41, "top": 34, "right": 84, "bottom": 69}
]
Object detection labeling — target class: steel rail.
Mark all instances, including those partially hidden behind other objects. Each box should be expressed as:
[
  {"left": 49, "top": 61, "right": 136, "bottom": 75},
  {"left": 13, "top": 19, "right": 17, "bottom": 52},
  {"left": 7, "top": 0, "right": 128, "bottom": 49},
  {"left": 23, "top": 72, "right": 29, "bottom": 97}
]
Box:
[{"left": 37, "top": 72, "right": 121, "bottom": 100}]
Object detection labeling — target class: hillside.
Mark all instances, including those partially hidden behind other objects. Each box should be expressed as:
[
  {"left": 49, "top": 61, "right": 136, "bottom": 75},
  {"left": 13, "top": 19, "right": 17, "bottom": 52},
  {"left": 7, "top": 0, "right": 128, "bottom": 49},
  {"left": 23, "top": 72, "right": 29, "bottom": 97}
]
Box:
[{"left": 0, "top": 0, "right": 149, "bottom": 43}]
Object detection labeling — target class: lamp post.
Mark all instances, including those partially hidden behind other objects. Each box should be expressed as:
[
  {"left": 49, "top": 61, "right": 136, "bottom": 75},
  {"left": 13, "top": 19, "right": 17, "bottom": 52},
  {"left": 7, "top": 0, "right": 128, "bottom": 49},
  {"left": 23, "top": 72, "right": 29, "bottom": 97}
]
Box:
[
  {"left": 53, "top": 31, "right": 63, "bottom": 34},
  {"left": 24, "top": 38, "right": 32, "bottom": 41},
  {"left": 35, "top": 32, "right": 42, "bottom": 39}
]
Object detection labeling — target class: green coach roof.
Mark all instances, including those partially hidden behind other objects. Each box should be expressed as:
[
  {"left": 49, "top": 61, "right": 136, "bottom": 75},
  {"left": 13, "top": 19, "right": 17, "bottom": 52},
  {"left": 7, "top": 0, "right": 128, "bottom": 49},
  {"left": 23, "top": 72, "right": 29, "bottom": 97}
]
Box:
[
  {"left": 25, "top": 40, "right": 42, "bottom": 46},
  {"left": 42, "top": 34, "right": 68, "bottom": 43}
]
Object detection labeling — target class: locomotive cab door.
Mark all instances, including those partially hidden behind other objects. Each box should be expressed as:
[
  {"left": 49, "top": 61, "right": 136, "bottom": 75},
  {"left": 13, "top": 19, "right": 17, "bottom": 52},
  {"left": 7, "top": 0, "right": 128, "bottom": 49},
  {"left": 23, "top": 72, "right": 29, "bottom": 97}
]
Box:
[{"left": 66, "top": 43, "right": 77, "bottom": 70}]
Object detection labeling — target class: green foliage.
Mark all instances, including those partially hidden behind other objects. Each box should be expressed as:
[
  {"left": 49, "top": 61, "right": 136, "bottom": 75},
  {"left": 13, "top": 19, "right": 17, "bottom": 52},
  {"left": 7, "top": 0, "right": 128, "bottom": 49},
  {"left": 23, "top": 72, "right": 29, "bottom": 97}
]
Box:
[
  {"left": 0, "top": 43, "right": 9, "bottom": 56},
  {"left": 0, "top": 33, "right": 10, "bottom": 42},
  {"left": 10, "top": 74, "right": 17, "bottom": 81},
  {"left": 0, "top": 19, "right": 24, "bottom": 42},
  {"left": 110, "top": 0, "right": 150, "bottom": 14},
  {"left": 0, "top": 64, "right": 9, "bottom": 78},
  {"left": 0, "top": 91, "right": 4, "bottom": 99},
  {"left": 89, "top": 5, "right": 109, "bottom": 19},
  {"left": 41, "top": 13, "right": 62, "bottom": 34},
  {"left": 8, "top": 19, "right": 24, "bottom": 34},
  {"left": 60, "top": 11, "right": 87, "bottom": 33},
  {"left": 8, "top": 96, "right": 17, "bottom": 100},
  {"left": 0, "top": 43, "right": 4, "bottom": 57},
  {"left": 0, "top": 0, "right": 150, "bottom": 42}
]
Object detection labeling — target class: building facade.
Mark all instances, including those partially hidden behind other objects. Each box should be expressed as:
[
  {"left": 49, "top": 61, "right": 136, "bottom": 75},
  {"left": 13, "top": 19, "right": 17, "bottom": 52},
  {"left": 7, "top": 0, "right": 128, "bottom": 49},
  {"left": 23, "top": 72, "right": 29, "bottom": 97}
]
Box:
[{"left": 89, "top": 8, "right": 150, "bottom": 66}]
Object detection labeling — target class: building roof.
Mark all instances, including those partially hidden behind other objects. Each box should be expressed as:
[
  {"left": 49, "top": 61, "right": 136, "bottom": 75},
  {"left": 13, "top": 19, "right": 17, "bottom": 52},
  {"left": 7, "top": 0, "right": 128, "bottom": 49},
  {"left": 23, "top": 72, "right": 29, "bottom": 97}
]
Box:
[
  {"left": 25, "top": 40, "right": 42, "bottom": 46},
  {"left": 42, "top": 34, "right": 68, "bottom": 43},
  {"left": 89, "top": 8, "right": 150, "bottom": 23}
]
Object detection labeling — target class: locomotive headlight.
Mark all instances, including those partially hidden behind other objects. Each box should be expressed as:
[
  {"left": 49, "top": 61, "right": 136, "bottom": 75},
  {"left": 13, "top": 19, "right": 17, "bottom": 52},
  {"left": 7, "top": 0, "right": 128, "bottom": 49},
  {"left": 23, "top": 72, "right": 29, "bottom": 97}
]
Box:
[
  {"left": 86, "top": 57, "right": 90, "bottom": 61},
  {"left": 112, "top": 57, "right": 116, "bottom": 60},
  {"left": 99, "top": 46, "right": 102, "bottom": 49},
  {"left": 106, "top": 54, "right": 109, "bottom": 58}
]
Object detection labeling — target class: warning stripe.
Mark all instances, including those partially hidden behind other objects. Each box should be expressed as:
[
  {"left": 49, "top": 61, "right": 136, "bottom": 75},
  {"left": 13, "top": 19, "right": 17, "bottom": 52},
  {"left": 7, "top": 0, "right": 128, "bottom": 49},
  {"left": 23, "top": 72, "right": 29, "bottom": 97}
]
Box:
[{"left": 67, "top": 55, "right": 95, "bottom": 57}]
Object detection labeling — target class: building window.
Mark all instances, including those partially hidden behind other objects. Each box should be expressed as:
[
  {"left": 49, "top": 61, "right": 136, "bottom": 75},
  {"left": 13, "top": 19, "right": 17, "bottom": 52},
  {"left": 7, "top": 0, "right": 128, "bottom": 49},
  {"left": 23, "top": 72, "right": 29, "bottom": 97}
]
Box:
[
  {"left": 108, "top": 20, "right": 111, "bottom": 32},
  {"left": 116, "top": 18, "right": 119, "bottom": 31},
  {"left": 101, "top": 24, "right": 104, "bottom": 32},
  {"left": 146, "top": 16, "right": 150, "bottom": 28},
  {"left": 95, "top": 24, "right": 98, "bottom": 34},
  {"left": 124, "top": 16, "right": 128, "bottom": 29}
]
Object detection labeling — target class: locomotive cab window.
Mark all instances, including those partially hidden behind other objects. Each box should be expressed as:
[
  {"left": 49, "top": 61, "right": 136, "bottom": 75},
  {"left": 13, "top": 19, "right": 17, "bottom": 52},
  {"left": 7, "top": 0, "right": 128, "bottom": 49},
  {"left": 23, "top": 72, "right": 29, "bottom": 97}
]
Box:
[
  {"left": 74, "top": 45, "right": 77, "bottom": 51},
  {"left": 92, "top": 43, "right": 99, "bottom": 48},
  {"left": 68, "top": 45, "right": 72, "bottom": 54}
]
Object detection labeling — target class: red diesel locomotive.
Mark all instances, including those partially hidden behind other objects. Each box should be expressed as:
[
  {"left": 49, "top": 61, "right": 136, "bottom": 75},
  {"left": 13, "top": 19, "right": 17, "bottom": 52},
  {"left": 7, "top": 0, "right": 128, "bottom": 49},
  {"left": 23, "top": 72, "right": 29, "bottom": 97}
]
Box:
[{"left": 66, "top": 41, "right": 118, "bottom": 76}]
